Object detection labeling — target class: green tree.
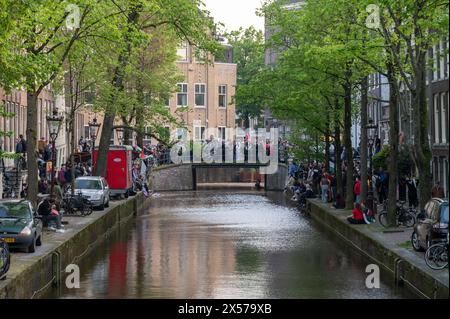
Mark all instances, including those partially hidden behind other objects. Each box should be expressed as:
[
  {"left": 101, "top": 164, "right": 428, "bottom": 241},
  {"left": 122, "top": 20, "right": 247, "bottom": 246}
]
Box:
[
  {"left": 94, "top": 0, "right": 220, "bottom": 177},
  {"left": 225, "top": 27, "right": 265, "bottom": 128},
  {"left": 0, "top": 0, "right": 127, "bottom": 205}
]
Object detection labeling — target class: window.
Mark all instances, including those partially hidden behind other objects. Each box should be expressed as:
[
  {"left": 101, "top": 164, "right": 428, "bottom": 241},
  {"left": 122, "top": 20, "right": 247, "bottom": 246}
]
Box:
[
  {"left": 382, "top": 105, "right": 389, "bottom": 119},
  {"left": 177, "top": 84, "right": 188, "bottom": 107},
  {"left": 84, "top": 86, "right": 95, "bottom": 105},
  {"left": 434, "top": 44, "right": 440, "bottom": 80},
  {"left": 434, "top": 94, "right": 440, "bottom": 144},
  {"left": 175, "top": 128, "right": 186, "bottom": 140},
  {"left": 218, "top": 85, "right": 227, "bottom": 108},
  {"left": 177, "top": 42, "right": 188, "bottom": 61},
  {"left": 194, "top": 126, "right": 205, "bottom": 141},
  {"left": 165, "top": 97, "right": 170, "bottom": 108},
  {"left": 195, "top": 84, "right": 206, "bottom": 107},
  {"left": 441, "top": 39, "right": 448, "bottom": 78},
  {"left": 442, "top": 93, "right": 447, "bottom": 143},
  {"left": 218, "top": 127, "right": 226, "bottom": 140},
  {"left": 143, "top": 126, "right": 152, "bottom": 144},
  {"left": 84, "top": 125, "right": 90, "bottom": 140}
]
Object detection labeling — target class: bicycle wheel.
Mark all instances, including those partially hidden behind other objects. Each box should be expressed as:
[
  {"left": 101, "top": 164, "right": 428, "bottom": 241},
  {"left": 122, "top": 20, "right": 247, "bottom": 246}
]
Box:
[
  {"left": 425, "top": 244, "right": 448, "bottom": 270},
  {"left": 64, "top": 198, "right": 75, "bottom": 215},
  {"left": 0, "top": 241, "right": 10, "bottom": 278},
  {"left": 378, "top": 212, "right": 389, "bottom": 227},
  {"left": 400, "top": 212, "right": 416, "bottom": 228},
  {"left": 81, "top": 200, "right": 93, "bottom": 216}
]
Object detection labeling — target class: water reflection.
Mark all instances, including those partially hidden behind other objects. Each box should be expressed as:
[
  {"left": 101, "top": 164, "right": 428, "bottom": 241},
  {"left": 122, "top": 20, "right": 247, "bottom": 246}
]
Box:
[{"left": 52, "top": 190, "right": 414, "bottom": 299}]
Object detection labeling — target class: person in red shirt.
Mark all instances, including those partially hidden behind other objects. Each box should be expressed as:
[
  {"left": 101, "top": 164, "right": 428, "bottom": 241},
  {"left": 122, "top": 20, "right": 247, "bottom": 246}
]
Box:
[{"left": 347, "top": 203, "right": 366, "bottom": 224}]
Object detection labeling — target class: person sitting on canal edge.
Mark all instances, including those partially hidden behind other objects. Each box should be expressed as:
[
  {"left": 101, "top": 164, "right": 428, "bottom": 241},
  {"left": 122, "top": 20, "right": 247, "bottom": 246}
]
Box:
[
  {"left": 37, "top": 197, "right": 65, "bottom": 233},
  {"left": 347, "top": 202, "right": 366, "bottom": 225}
]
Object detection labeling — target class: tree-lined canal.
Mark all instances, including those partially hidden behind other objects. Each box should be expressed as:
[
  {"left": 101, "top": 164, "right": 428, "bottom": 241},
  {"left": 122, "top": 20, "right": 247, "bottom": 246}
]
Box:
[{"left": 49, "top": 190, "right": 414, "bottom": 299}]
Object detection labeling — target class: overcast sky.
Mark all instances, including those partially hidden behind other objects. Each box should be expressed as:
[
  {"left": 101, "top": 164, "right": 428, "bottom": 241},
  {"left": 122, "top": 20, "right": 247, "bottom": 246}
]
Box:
[{"left": 202, "top": 0, "right": 265, "bottom": 32}]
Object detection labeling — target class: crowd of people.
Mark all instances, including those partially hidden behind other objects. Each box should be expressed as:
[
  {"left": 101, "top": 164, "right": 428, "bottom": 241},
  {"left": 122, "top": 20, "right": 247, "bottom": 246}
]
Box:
[
  {"left": 144, "top": 135, "right": 291, "bottom": 164},
  {"left": 285, "top": 158, "right": 431, "bottom": 225}
]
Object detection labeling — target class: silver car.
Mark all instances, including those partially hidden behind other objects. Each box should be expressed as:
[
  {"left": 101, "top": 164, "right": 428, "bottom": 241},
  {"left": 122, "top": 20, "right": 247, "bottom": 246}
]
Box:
[{"left": 74, "top": 177, "right": 110, "bottom": 210}]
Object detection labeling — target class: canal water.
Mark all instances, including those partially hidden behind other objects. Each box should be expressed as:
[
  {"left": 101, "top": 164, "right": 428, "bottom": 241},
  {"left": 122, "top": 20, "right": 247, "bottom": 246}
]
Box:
[{"left": 49, "top": 189, "right": 415, "bottom": 299}]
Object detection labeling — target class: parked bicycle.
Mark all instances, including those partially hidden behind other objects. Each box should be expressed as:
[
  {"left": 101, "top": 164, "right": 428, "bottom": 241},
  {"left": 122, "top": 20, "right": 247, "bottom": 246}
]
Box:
[
  {"left": 0, "top": 238, "right": 11, "bottom": 280},
  {"left": 378, "top": 201, "right": 416, "bottom": 227},
  {"left": 425, "top": 233, "right": 448, "bottom": 270},
  {"left": 62, "top": 192, "right": 93, "bottom": 217}
]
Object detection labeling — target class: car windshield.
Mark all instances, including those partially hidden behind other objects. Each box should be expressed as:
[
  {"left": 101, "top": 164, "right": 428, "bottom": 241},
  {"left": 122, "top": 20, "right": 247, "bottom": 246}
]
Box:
[
  {"left": 75, "top": 179, "right": 102, "bottom": 190},
  {"left": 0, "top": 202, "right": 31, "bottom": 219},
  {"left": 440, "top": 204, "right": 449, "bottom": 224}
]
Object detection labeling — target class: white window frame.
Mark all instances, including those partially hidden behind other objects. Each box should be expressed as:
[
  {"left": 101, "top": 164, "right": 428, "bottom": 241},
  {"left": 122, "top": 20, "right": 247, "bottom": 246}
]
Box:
[
  {"left": 194, "top": 125, "right": 205, "bottom": 141},
  {"left": 143, "top": 126, "right": 152, "bottom": 144},
  {"left": 177, "top": 42, "right": 188, "bottom": 62},
  {"left": 218, "top": 126, "right": 226, "bottom": 140},
  {"left": 218, "top": 85, "right": 227, "bottom": 108},
  {"left": 176, "top": 83, "right": 188, "bottom": 107},
  {"left": 441, "top": 93, "right": 447, "bottom": 143},
  {"left": 194, "top": 83, "right": 206, "bottom": 107},
  {"left": 434, "top": 44, "right": 440, "bottom": 81},
  {"left": 434, "top": 94, "right": 440, "bottom": 144}
]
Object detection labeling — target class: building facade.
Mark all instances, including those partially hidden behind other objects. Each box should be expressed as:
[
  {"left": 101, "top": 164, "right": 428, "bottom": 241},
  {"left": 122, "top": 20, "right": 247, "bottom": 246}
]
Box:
[
  {"left": 367, "top": 37, "right": 449, "bottom": 198},
  {"left": 368, "top": 73, "right": 390, "bottom": 145},
  {"left": 167, "top": 42, "right": 237, "bottom": 141},
  {"left": 0, "top": 86, "right": 89, "bottom": 170},
  {"left": 428, "top": 37, "right": 449, "bottom": 198}
]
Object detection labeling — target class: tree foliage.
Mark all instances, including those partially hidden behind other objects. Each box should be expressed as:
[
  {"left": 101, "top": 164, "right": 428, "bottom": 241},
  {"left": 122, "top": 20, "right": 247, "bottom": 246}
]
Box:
[{"left": 225, "top": 27, "right": 265, "bottom": 128}]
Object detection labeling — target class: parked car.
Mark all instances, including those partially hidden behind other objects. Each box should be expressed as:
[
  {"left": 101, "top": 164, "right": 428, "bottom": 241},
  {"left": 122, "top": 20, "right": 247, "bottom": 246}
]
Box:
[
  {"left": 0, "top": 238, "right": 10, "bottom": 279},
  {"left": 0, "top": 200, "right": 43, "bottom": 253},
  {"left": 411, "top": 198, "right": 449, "bottom": 251},
  {"left": 73, "top": 176, "right": 110, "bottom": 210}
]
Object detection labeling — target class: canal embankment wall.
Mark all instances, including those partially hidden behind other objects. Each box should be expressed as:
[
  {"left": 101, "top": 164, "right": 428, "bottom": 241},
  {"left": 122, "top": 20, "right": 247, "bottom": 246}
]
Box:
[
  {"left": 305, "top": 198, "right": 449, "bottom": 299},
  {"left": 0, "top": 193, "right": 147, "bottom": 299}
]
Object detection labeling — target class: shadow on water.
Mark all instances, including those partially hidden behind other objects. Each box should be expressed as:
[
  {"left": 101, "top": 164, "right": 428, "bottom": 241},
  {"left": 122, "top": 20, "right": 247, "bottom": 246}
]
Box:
[{"left": 45, "top": 189, "right": 417, "bottom": 299}]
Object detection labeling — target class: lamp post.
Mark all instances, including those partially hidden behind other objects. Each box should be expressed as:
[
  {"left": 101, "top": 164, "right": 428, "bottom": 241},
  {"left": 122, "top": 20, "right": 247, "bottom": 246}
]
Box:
[
  {"left": 88, "top": 117, "right": 101, "bottom": 176},
  {"left": 116, "top": 128, "right": 124, "bottom": 146},
  {"left": 366, "top": 119, "right": 378, "bottom": 212},
  {"left": 46, "top": 108, "right": 64, "bottom": 197}
]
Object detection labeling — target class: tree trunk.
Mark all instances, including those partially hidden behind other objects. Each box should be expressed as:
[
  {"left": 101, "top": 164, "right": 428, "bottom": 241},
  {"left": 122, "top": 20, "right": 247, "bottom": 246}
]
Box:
[
  {"left": 93, "top": 7, "right": 140, "bottom": 176},
  {"left": 244, "top": 112, "right": 250, "bottom": 129},
  {"left": 343, "top": 76, "right": 354, "bottom": 209},
  {"left": 360, "top": 76, "right": 368, "bottom": 204},
  {"left": 413, "top": 56, "right": 432, "bottom": 210},
  {"left": 387, "top": 61, "right": 399, "bottom": 227},
  {"left": 136, "top": 131, "right": 144, "bottom": 148},
  {"left": 26, "top": 90, "right": 39, "bottom": 206},
  {"left": 94, "top": 111, "right": 115, "bottom": 177},
  {"left": 122, "top": 116, "right": 132, "bottom": 145},
  {"left": 334, "top": 100, "right": 343, "bottom": 199},
  {"left": 325, "top": 106, "right": 330, "bottom": 173},
  {"left": 70, "top": 111, "right": 77, "bottom": 190}
]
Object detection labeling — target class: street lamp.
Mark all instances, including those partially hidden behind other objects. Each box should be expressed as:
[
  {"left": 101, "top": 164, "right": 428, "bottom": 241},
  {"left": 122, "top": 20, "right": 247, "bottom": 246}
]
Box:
[
  {"left": 366, "top": 118, "right": 378, "bottom": 212},
  {"left": 46, "top": 108, "right": 64, "bottom": 197},
  {"left": 88, "top": 117, "right": 101, "bottom": 175},
  {"left": 116, "top": 128, "right": 124, "bottom": 146}
]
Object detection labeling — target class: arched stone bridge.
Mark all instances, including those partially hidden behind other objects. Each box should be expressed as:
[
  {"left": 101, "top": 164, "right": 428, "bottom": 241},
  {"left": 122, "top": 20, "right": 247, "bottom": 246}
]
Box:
[{"left": 149, "top": 163, "right": 288, "bottom": 191}]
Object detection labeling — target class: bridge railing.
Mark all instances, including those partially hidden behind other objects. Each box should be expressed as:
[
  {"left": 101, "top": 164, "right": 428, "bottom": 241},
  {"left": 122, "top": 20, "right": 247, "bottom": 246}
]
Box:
[{"left": 148, "top": 144, "right": 288, "bottom": 169}]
